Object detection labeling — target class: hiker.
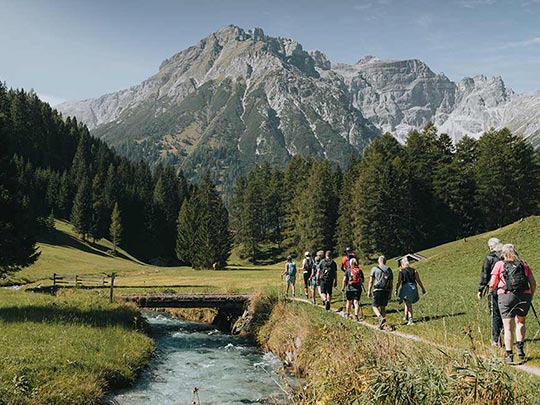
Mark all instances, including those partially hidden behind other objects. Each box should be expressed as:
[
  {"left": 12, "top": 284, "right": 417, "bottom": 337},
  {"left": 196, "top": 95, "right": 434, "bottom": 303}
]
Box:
[
  {"left": 395, "top": 257, "right": 426, "bottom": 325},
  {"left": 310, "top": 255, "right": 321, "bottom": 304},
  {"left": 341, "top": 247, "right": 357, "bottom": 272},
  {"left": 478, "top": 238, "right": 504, "bottom": 347},
  {"left": 301, "top": 252, "right": 314, "bottom": 299},
  {"left": 281, "top": 255, "right": 297, "bottom": 298},
  {"left": 341, "top": 257, "right": 364, "bottom": 320},
  {"left": 367, "top": 256, "right": 393, "bottom": 329},
  {"left": 489, "top": 244, "right": 536, "bottom": 364},
  {"left": 318, "top": 250, "right": 337, "bottom": 310}
]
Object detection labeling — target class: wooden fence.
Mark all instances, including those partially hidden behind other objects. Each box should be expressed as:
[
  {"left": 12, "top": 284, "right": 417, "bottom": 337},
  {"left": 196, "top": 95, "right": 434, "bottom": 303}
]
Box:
[{"left": 52, "top": 272, "right": 116, "bottom": 303}]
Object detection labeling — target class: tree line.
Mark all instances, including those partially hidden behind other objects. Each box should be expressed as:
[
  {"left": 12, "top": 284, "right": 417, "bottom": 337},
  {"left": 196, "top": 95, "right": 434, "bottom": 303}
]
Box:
[
  {"left": 0, "top": 84, "right": 231, "bottom": 274},
  {"left": 231, "top": 122, "right": 540, "bottom": 261}
]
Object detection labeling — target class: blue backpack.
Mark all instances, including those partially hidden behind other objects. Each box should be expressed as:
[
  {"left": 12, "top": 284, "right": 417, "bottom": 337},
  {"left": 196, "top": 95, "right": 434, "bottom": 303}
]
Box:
[{"left": 287, "top": 262, "right": 297, "bottom": 277}]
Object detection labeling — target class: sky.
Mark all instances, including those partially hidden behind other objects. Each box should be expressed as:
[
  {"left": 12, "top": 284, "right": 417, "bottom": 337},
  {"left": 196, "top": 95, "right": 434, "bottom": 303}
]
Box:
[{"left": 1, "top": 0, "right": 539, "bottom": 105}]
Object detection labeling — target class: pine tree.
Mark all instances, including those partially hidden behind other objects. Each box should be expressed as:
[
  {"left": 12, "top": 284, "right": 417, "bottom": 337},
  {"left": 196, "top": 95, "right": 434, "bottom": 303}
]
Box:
[
  {"left": 0, "top": 127, "right": 40, "bottom": 275},
  {"left": 90, "top": 173, "right": 107, "bottom": 242},
  {"left": 176, "top": 194, "right": 200, "bottom": 266},
  {"left": 71, "top": 176, "right": 92, "bottom": 240},
  {"left": 109, "top": 202, "right": 122, "bottom": 255}
]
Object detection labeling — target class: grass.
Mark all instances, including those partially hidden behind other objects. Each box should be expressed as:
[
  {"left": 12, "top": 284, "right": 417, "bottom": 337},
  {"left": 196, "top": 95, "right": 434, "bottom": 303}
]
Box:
[
  {"left": 257, "top": 300, "right": 540, "bottom": 404},
  {"left": 0, "top": 289, "right": 154, "bottom": 404},
  {"left": 360, "top": 216, "right": 540, "bottom": 364},
  {"left": 4, "top": 216, "right": 540, "bottom": 403}
]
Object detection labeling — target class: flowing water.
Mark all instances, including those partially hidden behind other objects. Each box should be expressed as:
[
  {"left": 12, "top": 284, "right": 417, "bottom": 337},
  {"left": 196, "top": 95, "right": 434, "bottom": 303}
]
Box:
[{"left": 109, "top": 312, "right": 292, "bottom": 404}]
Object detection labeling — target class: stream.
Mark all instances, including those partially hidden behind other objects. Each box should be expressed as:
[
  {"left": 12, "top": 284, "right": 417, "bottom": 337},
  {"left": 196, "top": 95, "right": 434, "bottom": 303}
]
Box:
[{"left": 108, "top": 312, "right": 293, "bottom": 404}]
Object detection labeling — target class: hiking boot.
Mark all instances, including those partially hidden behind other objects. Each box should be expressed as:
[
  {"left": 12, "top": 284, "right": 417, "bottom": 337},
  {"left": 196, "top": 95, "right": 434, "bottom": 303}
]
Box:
[
  {"left": 516, "top": 342, "right": 525, "bottom": 360},
  {"left": 504, "top": 352, "right": 514, "bottom": 365},
  {"left": 378, "top": 316, "right": 386, "bottom": 330},
  {"left": 325, "top": 300, "right": 331, "bottom": 311},
  {"left": 407, "top": 318, "right": 414, "bottom": 326}
]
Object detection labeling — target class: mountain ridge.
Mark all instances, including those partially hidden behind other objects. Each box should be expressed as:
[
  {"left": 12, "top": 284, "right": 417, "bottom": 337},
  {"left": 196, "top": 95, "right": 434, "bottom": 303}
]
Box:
[{"left": 56, "top": 25, "right": 540, "bottom": 186}]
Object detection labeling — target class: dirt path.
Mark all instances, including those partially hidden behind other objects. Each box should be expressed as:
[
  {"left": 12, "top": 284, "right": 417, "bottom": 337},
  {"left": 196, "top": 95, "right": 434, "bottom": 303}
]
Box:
[{"left": 290, "top": 297, "right": 540, "bottom": 378}]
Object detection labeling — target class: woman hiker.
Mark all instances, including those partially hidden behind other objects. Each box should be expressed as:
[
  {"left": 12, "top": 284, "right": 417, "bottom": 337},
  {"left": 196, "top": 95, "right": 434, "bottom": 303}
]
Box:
[
  {"left": 341, "top": 257, "right": 364, "bottom": 320},
  {"left": 395, "top": 257, "right": 426, "bottom": 325},
  {"left": 489, "top": 243, "right": 536, "bottom": 364}
]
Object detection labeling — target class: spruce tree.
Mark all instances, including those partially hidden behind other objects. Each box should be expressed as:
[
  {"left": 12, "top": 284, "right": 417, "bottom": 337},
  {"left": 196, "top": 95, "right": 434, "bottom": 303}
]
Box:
[
  {"left": 71, "top": 176, "right": 92, "bottom": 240},
  {"left": 90, "top": 173, "right": 107, "bottom": 242},
  {"left": 176, "top": 194, "right": 200, "bottom": 266},
  {"left": 109, "top": 202, "right": 122, "bottom": 255}
]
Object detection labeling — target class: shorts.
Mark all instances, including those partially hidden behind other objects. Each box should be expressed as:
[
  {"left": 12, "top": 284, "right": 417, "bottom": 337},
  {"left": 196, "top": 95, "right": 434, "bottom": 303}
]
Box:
[
  {"left": 372, "top": 290, "right": 391, "bottom": 307},
  {"left": 303, "top": 272, "right": 311, "bottom": 288},
  {"left": 498, "top": 292, "right": 532, "bottom": 319},
  {"left": 286, "top": 275, "right": 296, "bottom": 285},
  {"left": 346, "top": 289, "right": 361, "bottom": 301},
  {"left": 311, "top": 276, "right": 317, "bottom": 287},
  {"left": 320, "top": 280, "right": 334, "bottom": 295}
]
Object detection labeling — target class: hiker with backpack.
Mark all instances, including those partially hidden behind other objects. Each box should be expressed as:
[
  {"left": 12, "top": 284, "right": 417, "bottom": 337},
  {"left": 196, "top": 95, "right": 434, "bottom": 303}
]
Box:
[
  {"left": 341, "top": 257, "right": 364, "bottom": 320},
  {"left": 318, "top": 250, "right": 338, "bottom": 310},
  {"left": 367, "top": 256, "right": 393, "bottom": 329},
  {"left": 395, "top": 257, "right": 426, "bottom": 325},
  {"left": 310, "top": 255, "right": 321, "bottom": 305},
  {"left": 489, "top": 243, "right": 536, "bottom": 364},
  {"left": 478, "top": 238, "right": 504, "bottom": 347},
  {"left": 301, "top": 252, "right": 314, "bottom": 299},
  {"left": 281, "top": 255, "right": 297, "bottom": 298},
  {"left": 341, "top": 247, "right": 357, "bottom": 273}
]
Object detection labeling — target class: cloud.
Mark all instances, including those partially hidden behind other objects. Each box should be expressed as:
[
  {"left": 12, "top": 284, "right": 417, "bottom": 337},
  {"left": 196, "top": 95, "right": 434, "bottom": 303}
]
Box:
[
  {"left": 456, "top": 0, "right": 496, "bottom": 8},
  {"left": 498, "top": 37, "right": 540, "bottom": 49}
]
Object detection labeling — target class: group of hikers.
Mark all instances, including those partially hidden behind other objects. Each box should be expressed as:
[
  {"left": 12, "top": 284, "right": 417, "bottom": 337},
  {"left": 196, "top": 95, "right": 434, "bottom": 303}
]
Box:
[
  {"left": 478, "top": 238, "right": 537, "bottom": 364},
  {"left": 281, "top": 248, "right": 426, "bottom": 329},
  {"left": 281, "top": 238, "right": 537, "bottom": 365}
]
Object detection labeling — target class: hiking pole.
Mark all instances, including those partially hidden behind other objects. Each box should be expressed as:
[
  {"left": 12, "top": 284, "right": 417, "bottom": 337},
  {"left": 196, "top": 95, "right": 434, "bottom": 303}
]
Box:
[{"left": 530, "top": 302, "right": 540, "bottom": 329}]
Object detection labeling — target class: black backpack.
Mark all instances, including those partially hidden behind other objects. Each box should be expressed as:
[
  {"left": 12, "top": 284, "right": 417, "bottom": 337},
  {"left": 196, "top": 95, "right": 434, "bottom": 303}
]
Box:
[
  {"left": 304, "top": 258, "right": 313, "bottom": 273},
  {"left": 502, "top": 261, "right": 529, "bottom": 293},
  {"left": 320, "top": 259, "right": 333, "bottom": 281},
  {"left": 374, "top": 266, "right": 393, "bottom": 290}
]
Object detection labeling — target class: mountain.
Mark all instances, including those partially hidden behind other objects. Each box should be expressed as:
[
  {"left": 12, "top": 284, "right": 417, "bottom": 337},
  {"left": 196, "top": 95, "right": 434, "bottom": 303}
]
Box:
[
  {"left": 57, "top": 26, "right": 379, "bottom": 192},
  {"left": 57, "top": 25, "right": 540, "bottom": 189}
]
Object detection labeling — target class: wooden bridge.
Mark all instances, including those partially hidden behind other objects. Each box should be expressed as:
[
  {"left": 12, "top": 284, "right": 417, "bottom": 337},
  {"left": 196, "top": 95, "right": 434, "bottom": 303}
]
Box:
[{"left": 119, "top": 293, "right": 252, "bottom": 310}]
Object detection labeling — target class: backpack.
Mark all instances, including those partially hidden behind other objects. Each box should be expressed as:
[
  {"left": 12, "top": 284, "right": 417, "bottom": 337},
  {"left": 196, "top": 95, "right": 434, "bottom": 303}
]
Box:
[
  {"left": 349, "top": 267, "right": 363, "bottom": 286},
  {"left": 320, "top": 259, "right": 334, "bottom": 281},
  {"left": 303, "top": 258, "right": 313, "bottom": 273},
  {"left": 374, "top": 266, "right": 393, "bottom": 290},
  {"left": 287, "top": 262, "right": 297, "bottom": 277},
  {"left": 502, "top": 261, "right": 529, "bottom": 293}
]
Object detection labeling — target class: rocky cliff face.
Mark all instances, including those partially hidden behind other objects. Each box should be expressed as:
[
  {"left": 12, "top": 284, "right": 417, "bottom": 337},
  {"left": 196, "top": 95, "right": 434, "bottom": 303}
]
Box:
[{"left": 57, "top": 25, "right": 540, "bottom": 187}]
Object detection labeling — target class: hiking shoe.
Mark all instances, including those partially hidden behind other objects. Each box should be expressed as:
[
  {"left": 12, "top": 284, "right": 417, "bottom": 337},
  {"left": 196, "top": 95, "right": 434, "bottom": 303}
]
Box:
[
  {"left": 516, "top": 342, "right": 525, "bottom": 359},
  {"left": 403, "top": 317, "right": 408, "bottom": 322},
  {"left": 353, "top": 315, "right": 359, "bottom": 321},
  {"left": 305, "top": 292, "right": 308, "bottom": 299},
  {"left": 504, "top": 353, "right": 514, "bottom": 365},
  {"left": 491, "top": 341, "right": 501, "bottom": 348},
  {"left": 311, "top": 299, "right": 316, "bottom": 305},
  {"left": 407, "top": 318, "right": 414, "bottom": 326},
  {"left": 325, "top": 300, "right": 331, "bottom": 311},
  {"left": 378, "top": 316, "right": 386, "bottom": 330}
]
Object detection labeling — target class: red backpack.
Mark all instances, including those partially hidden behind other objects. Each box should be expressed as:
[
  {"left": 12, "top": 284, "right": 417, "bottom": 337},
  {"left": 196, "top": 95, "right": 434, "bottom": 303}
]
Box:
[{"left": 349, "top": 266, "right": 363, "bottom": 286}]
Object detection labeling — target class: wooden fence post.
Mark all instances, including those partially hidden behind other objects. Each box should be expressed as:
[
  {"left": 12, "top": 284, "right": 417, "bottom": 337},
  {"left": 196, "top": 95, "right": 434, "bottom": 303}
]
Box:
[
  {"left": 109, "top": 272, "right": 116, "bottom": 303},
  {"left": 53, "top": 273, "right": 57, "bottom": 286}
]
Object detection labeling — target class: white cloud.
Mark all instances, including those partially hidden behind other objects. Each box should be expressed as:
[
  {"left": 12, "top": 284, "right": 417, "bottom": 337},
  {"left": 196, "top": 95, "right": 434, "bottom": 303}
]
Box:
[
  {"left": 498, "top": 36, "right": 540, "bottom": 49},
  {"left": 457, "top": 0, "right": 496, "bottom": 8}
]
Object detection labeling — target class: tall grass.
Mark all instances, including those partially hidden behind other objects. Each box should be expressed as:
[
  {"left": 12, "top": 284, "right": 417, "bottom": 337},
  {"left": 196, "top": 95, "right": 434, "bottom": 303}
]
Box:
[
  {"left": 258, "top": 301, "right": 540, "bottom": 404},
  {"left": 0, "top": 289, "right": 154, "bottom": 404}
]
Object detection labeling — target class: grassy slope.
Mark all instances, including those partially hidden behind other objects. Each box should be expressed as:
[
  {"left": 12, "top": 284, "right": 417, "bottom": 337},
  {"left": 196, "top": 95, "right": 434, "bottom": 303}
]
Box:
[{"left": 371, "top": 216, "right": 540, "bottom": 364}]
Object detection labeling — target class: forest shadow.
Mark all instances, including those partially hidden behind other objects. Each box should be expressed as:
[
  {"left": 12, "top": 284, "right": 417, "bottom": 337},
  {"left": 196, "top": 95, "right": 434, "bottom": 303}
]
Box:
[
  {"left": 0, "top": 304, "right": 140, "bottom": 329},
  {"left": 416, "top": 312, "right": 466, "bottom": 323},
  {"left": 39, "top": 227, "right": 134, "bottom": 262}
]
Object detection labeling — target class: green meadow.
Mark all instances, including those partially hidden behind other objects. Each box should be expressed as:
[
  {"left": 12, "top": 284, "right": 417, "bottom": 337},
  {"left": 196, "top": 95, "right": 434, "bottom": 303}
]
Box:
[{"left": 2, "top": 217, "right": 540, "bottom": 403}]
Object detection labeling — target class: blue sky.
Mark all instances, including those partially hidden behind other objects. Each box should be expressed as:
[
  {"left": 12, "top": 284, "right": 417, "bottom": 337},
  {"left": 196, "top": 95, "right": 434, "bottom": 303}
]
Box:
[{"left": 1, "top": 0, "right": 539, "bottom": 104}]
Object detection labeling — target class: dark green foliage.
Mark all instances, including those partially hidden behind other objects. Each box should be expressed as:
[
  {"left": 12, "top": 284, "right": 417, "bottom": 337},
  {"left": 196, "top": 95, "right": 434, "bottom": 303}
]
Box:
[
  {"left": 109, "top": 202, "right": 122, "bottom": 255},
  {"left": 71, "top": 176, "right": 92, "bottom": 240},
  {"left": 0, "top": 112, "right": 40, "bottom": 274},
  {"left": 176, "top": 175, "right": 232, "bottom": 268}
]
